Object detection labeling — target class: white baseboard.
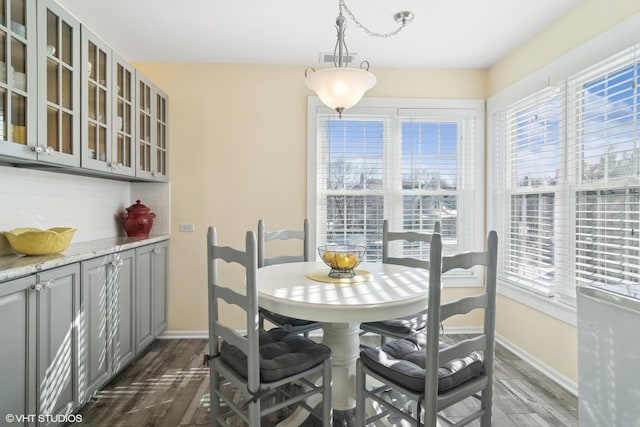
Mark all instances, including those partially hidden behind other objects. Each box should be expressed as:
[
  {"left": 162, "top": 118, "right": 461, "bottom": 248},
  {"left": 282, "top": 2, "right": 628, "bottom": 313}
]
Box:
[
  {"left": 495, "top": 333, "right": 578, "bottom": 397},
  {"left": 158, "top": 330, "right": 208, "bottom": 339}
]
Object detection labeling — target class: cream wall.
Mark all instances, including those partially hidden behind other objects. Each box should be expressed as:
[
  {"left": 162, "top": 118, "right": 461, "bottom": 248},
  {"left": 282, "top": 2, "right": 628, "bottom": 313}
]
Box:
[
  {"left": 487, "top": 0, "right": 640, "bottom": 386},
  {"left": 132, "top": 62, "right": 486, "bottom": 333}
]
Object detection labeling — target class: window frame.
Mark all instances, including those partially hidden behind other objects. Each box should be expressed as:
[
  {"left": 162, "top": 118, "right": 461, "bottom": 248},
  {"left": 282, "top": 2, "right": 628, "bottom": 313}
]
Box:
[{"left": 307, "top": 96, "right": 485, "bottom": 287}]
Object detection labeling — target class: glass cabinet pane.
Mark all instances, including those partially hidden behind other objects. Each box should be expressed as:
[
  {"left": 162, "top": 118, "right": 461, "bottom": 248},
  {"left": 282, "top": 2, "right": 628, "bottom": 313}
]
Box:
[
  {"left": 0, "top": 88, "right": 5, "bottom": 140},
  {"left": 98, "top": 49, "right": 105, "bottom": 83},
  {"left": 87, "top": 121, "right": 95, "bottom": 157},
  {"left": 10, "top": 0, "right": 24, "bottom": 29},
  {"left": 61, "top": 66, "right": 71, "bottom": 109},
  {"left": 0, "top": 0, "right": 6, "bottom": 27},
  {"left": 0, "top": 31, "right": 6, "bottom": 84},
  {"left": 98, "top": 87, "right": 105, "bottom": 123},
  {"left": 11, "top": 37, "right": 24, "bottom": 91},
  {"left": 61, "top": 20, "right": 71, "bottom": 66},
  {"left": 46, "top": 57, "right": 56, "bottom": 102},
  {"left": 61, "top": 110, "right": 71, "bottom": 153},
  {"left": 10, "top": 92, "right": 24, "bottom": 143},
  {"left": 46, "top": 10, "right": 56, "bottom": 54},
  {"left": 87, "top": 81, "right": 95, "bottom": 119}
]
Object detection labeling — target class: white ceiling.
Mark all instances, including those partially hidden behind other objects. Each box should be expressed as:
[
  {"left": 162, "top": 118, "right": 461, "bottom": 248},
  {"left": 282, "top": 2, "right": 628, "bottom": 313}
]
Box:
[{"left": 56, "top": 0, "right": 581, "bottom": 69}]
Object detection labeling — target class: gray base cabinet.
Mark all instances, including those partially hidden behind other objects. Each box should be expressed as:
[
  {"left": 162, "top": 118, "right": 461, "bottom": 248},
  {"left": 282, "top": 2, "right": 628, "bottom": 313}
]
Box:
[
  {"left": 135, "top": 240, "right": 168, "bottom": 353},
  {"left": 79, "top": 249, "right": 136, "bottom": 403},
  {"left": 0, "top": 275, "right": 37, "bottom": 425},
  {"left": 0, "top": 240, "right": 167, "bottom": 424},
  {"left": 37, "top": 264, "right": 81, "bottom": 424},
  {"left": 110, "top": 249, "right": 136, "bottom": 375},
  {"left": 0, "top": 265, "right": 81, "bottom": 426}
]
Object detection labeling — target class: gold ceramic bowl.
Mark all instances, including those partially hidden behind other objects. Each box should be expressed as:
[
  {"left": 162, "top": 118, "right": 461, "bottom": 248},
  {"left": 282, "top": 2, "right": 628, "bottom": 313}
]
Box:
[{"left": 4, "top": 227, "right": 76, "bottom": 255}]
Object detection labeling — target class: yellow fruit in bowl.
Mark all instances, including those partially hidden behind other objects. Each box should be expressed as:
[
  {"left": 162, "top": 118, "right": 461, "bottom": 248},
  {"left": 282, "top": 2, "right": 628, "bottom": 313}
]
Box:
[
  {"left": 322, "top": 251, "right": 336, "bottom": 268},
  {"left": 346, "top": 253, "right": 358, "bottom": 268},
  {"left": 335, "top": 253, "right": 349, "bottom": 269}
]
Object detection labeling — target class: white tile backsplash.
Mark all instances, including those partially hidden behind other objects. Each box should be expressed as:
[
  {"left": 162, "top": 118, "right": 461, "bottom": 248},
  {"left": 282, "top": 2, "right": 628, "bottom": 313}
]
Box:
[{"left": 0, "top": 166, "right": 170, "bottom": 255}]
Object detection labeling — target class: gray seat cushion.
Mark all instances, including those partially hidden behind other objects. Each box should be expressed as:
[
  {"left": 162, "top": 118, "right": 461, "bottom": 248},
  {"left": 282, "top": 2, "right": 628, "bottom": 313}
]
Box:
[
  {"left": 360, "top": 338, "right": 483, "bottom": 393},
  {"left": 259, "top": 307, "right": 319, "bottom": 327},
  {"left": 220, "top": 328, "right": 331, "bottom": 383},
  {"left": 362, "top": 310, "right": 428, "bottom": 335}
]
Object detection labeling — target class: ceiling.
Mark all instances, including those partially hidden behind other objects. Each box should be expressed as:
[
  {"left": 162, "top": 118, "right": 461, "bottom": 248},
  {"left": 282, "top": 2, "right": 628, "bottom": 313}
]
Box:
[{"left": 56, "top": 0, "right": 581, "bottom": 69}]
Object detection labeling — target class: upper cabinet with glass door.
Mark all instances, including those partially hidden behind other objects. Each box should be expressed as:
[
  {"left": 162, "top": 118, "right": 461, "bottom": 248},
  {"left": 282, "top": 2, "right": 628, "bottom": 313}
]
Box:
[
  {"left": 136, "top": 72, "right": 167, "bottom": 182},
  {"left": 0, "top": 0, "right": 37, "bottom": 161},
  {"left": 37, "top": 0, "right": 80, "bottom": 167},
  {"left": 80, "top": 26, "right": 111, "bottom": 174},
  {"left": 111, "top": 51, "right": 135, "bottom": 177}
]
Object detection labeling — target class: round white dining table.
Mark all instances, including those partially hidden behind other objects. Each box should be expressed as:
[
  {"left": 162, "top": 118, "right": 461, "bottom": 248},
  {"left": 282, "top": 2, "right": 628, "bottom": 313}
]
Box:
[{"left": 257, "top": 261, "right": 431, "bottom": 414}]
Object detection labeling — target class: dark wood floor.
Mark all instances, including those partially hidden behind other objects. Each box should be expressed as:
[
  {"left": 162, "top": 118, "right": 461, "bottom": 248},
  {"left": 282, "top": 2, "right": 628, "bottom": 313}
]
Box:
[{"left": 75, "top": 336, "right": 578, "bottom": 426}]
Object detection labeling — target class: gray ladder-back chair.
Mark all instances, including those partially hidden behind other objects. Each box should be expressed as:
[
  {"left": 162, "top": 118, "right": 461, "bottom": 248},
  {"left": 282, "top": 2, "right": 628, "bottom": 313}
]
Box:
[
  {"left": 257, "top": 219, "right": 322, "bottom": 337},
  {"left": 356, "top": 231, "right": 498, "bottom": 427},
  {"left": 360, "top": 219, "right": 441, "bottom": 345},
  {"left": 206, "top": 227, "right": 332, "bottom": 426}
]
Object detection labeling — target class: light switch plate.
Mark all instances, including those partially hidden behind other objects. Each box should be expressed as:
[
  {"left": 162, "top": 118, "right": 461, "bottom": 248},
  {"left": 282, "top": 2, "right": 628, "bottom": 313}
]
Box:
[{"left": 179, "top": 223, "right": 195, "bottom": 232}]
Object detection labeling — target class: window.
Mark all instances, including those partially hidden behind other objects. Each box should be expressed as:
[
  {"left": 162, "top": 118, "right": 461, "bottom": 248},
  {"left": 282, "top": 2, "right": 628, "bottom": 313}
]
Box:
[
  {"left": 307, "top": 98, "right": 485, "bottom": 283},
  {"left": 490, "top": 43, "right": 640, "bottom": 306}
]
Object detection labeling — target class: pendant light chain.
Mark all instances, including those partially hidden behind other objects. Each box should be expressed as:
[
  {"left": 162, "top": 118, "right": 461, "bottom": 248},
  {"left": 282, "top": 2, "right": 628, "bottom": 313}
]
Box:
[{"left": 339, "top": 0, "right": 409, "bottom": 39}]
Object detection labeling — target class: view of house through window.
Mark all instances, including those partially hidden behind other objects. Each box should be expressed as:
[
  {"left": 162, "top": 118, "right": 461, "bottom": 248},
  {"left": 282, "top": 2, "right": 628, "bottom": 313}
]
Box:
[{"left": 308, "top": 99, "right": 485, "bottom": 269}]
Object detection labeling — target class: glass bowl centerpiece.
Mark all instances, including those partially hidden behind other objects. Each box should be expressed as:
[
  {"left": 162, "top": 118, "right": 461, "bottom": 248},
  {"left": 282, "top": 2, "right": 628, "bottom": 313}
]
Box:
[{"left": 318, "top": 245, "right": 366, "bottom": 278}]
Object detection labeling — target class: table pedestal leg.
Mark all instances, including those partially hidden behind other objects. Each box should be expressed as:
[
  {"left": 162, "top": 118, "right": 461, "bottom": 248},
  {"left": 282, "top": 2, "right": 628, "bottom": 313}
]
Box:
[{"left": 321, "top": 322, "right": 361, "bottom": 411}]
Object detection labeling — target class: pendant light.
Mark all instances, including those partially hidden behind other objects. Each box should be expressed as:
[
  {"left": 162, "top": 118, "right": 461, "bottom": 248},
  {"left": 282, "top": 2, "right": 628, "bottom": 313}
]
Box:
[{"left": 305, "top": 0, "right": 413, "bottom": 118}]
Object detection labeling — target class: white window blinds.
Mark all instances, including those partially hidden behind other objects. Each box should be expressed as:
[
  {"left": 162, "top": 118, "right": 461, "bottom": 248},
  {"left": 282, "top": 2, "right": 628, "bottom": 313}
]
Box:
[
  {"left": 570, "top": 46, "right": 640, "bottom": 288},
  {"left": 494, "top": 88, "right": 562, "bottom": 296},
  {"left": 310, "top": 99, "right": 485, "bottom": 273},
  {"left": 490, "top": 41, "right": 640, "bottom": 304},
  {"left": 316, "top": 112, "right": 389, "bottom": 261}
]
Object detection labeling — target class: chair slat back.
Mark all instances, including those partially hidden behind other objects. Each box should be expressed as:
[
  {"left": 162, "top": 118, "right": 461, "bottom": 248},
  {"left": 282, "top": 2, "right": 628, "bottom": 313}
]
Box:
[
  {"left": 423, "top": 230, "right": 498, "bottom": 424},
  {"left": 207, "top": 226, "right": 260, "bottom": 392},
  {"left": 382, "top": 219, "right": 441, "bottom": 269},
  {"left": 258, "top": 219, "right": 310, "bottom": 267}
]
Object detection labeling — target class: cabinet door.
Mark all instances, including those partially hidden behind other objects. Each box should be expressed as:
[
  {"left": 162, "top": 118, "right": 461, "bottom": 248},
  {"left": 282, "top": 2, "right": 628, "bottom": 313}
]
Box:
[
  {"left": 37, "top": 0, "right": 80, "bottom": 167},
  {"left": 80, "top": 26, "right": 111, "bottom": 173},
  {"left": 153, "top": 241, "right": 168, "bottom": 335},
  {"left": 36, "top": 263, "right": 80, "bottom": 421},
  {"left": 111, "top": 52, "right": 135, "bottom": 177},
  {"left": 79, "top": 256, "right": 110, "bottom": 403},
  {"left": 135, "top": 244, "right": 154, "bottom": 352},
  {"left": 135, "top": 72, "right": 155, "bottom": 180},
  {"left": 110, "top": 249, "right": 136, "bottom": 373},
  {"left": 153, "top": 87, "right": 168, "bottom": 182},
  {"left": 0, "top": 0, "right": 37, "bottom": 161},
  {"left": 0, "top": 275, "right": 37, "bottom": 424}
]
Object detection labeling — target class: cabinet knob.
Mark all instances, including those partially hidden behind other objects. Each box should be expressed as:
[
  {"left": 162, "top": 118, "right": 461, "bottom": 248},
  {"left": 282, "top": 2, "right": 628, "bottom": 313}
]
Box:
[
  {"left": 45, "top": 146, "right": 54, "bottom": 155},
  {"left": 31, "top": 145, "right": 45, "bottom": 153},
  {"left": 153, "top": 248, "right": 161, "bottom": 254},
  {"left": 32, "top": 281, "right": 52, "bottom": 292},
  {"left": 117, "top": 163, "right": 124, "bottom": 169},
  {"left": 111, "top": 260, "right": 124, "bottom": 267}
]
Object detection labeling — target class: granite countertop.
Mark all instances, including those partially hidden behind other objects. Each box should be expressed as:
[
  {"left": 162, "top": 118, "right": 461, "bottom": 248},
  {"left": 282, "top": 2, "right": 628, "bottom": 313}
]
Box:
[{"left": 0, "top": 234, "right": 170, "bottom": 282}]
